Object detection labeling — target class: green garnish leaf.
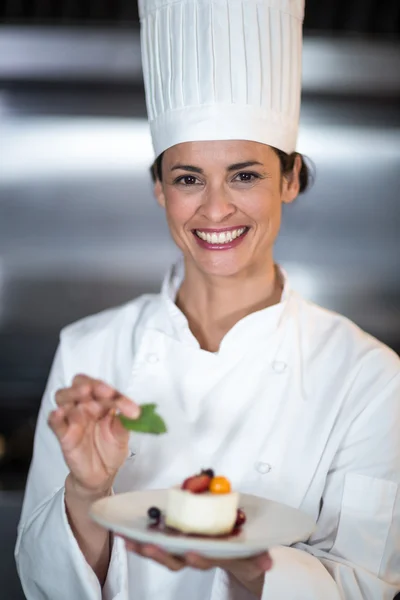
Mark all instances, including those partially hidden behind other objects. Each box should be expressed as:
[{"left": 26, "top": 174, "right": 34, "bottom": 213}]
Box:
[{"left": 119, "top": 403, "right": 167, "bottom": 435}]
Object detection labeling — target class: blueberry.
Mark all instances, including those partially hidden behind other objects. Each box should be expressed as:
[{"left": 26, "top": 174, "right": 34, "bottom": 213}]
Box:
[
  {"left": 201, "top": 469, "right": 215, "bottom": 478},
  {"left": 147, "top": 506, "right": 161, "bottom": 521}
]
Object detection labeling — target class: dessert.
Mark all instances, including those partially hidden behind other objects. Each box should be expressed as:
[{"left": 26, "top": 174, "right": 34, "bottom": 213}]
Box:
[{"left": 147, "top": 469, "right": 246, "bottom": 537}]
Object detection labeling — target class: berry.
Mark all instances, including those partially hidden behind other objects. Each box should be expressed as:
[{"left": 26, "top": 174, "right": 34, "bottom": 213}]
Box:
[
  {"left": 235, "top": 509, "right": 246, "bottom": 527},
  {"left": 209, "top": 476, "right": 231, "bottom": 494},
  {"left": 201, "top": 469, "right": 215, "bottom": 478},
  {"left": 182, "top": 474, "right": 211, "bottom": 493},
  {"left": 147, "top": 506, "right": 161, "bottom": 521}
]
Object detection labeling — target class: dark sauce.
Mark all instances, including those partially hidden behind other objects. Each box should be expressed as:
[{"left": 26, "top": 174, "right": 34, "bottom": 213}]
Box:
[{"left": 148, "top": 517, "right": 242, "bottom": 539}]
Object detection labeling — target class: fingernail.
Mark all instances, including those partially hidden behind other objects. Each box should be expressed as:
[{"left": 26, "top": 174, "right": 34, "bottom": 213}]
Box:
[{"left": 125, "top": 403, "right": 141, "bottom": 419}]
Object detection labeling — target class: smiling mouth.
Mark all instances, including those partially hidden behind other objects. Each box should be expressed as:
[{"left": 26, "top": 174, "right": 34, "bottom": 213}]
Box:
[{"left": 193, "top": 227, "right": 249, "bottom": 245}]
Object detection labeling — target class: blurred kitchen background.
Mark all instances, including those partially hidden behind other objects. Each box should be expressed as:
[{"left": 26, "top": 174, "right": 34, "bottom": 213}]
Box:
[{"left": 0, "top": 1, "right": 399, "bottom": 597}]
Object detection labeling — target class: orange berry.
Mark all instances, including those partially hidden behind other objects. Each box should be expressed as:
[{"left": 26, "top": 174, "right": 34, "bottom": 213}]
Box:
[{"left": 209, "top": 476, "right": 231, "bottom": 494}]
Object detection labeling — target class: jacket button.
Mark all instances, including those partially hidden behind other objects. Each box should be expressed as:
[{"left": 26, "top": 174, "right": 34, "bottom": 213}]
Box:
[
  {"left": 272, "top": 361, "right": 287, "bottom": 373},
  {"left": 146, "top": 353, "right": 159, "bottom": 364},
  {"left": 255, "top": 461, "right": 272, "bottom": 474}
]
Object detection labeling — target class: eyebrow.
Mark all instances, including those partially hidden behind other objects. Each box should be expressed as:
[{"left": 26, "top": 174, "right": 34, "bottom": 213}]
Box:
[
  {"left": 170, "top": 161, "right": 264, "bottom": 174},
  {"left": 171, "top": 164, "right": 204, "bottom": 174},
  {"left": 226, "top": 161, "right": 264, "bottom": 171}
]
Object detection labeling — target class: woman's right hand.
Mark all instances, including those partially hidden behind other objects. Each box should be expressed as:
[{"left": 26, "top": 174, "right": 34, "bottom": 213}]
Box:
[{"left": 48, "top": 374, "right": 140, "bottom": 498}]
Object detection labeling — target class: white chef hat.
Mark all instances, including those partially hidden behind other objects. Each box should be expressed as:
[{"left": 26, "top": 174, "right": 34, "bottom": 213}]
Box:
[{"left": 138, "top": 0, "right": 305, "bottom": 157}]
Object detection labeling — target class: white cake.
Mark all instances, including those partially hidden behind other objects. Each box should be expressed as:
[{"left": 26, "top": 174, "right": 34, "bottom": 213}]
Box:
[{"left": 165, "top": 488, "right": 239, "bottom": 535}]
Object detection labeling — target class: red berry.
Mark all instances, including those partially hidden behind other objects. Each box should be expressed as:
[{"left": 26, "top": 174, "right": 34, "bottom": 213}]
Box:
[
  {"left": 182, "top": 474, "right": 211, "bottom": 493},
  {"left": 235, "top": 509, "right": 246, "bottom": 527}
]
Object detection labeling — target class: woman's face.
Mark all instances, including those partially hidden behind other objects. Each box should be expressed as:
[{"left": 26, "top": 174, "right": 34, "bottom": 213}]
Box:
[{"left": 154, "top": 140, "right": 301, "bottom": 278}]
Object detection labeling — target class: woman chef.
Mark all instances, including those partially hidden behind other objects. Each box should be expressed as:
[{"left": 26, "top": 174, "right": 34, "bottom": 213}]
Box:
[{"left": 16, "top": 0, "right": 400, "bottom": 599}]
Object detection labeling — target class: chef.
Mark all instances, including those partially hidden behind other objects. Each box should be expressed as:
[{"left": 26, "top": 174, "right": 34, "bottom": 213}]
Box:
[{"left": 16, "top": 0, "right": 400, "bottom": 599}]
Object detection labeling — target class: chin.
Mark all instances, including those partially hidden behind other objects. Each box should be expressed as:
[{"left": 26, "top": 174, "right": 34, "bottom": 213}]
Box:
[{"left": 190, "top": 254, "right": 248, "bottom": 279}]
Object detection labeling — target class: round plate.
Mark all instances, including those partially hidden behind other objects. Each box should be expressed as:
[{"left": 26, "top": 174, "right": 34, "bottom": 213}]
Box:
[{"left": 90, "top": 490, "right": 315, "bottom": 559}]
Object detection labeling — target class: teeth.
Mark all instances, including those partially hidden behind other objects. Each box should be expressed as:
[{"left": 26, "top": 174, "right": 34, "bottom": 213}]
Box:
[{"left": 195, "top": 228, "right": 246, "bottom": 244}]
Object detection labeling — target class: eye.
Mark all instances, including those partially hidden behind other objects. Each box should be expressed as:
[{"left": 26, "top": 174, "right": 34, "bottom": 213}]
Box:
[
  {"left": 174, "top": 175, "right": 200, "bottom": 186},
  {"left": 233, "top": 172, "right": 260, "bottom": 183}
]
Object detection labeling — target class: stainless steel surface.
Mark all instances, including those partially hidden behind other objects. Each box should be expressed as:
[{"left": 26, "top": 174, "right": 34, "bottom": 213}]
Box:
[
  {"left": 1, "top": 28, "right": 400, "bottom": 96},
  {"left": 302, "top": 38, "right": 400, "bottom": 95},
  {"left": 0, "top": 23, "right": 399, "bottom": 600},
  {"left": 0, "top": 29, "right": 399, "bottom": 458},
  {"left": 1, "top": 103, "right": 399, "bottom": 405},
  {"left": 0, "top": 27, "right": 143, "bottom": 83}
]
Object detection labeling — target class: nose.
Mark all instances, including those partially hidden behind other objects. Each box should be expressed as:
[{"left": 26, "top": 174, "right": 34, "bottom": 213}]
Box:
[{"left": 200, "top": 184, "right": 236, "bottom": 223}]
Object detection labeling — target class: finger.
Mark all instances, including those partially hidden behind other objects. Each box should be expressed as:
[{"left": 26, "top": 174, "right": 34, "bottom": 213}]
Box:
[
  {"left": 140, "top": 544, "right": 186, "bottom": 572},
  {"left": 184, "top": 553, "right": 215, "bottom": 571},
  {"left": 114, "top": 534, "right": 136, "bottom": 547},
  {"left": 253, "top": 552, "right": 273, "bottom": 572},
  {"left": 79, "top": 394, "right": 138, "bottom": 420},
  {"left": 57, "top": 381, "right": 140, "bottom": 422},
  {"left": 66, "top": 402, "right": 88, "bottom": 425},
  {"left": 48, "top": 407, "right": 69, "bottom": 439},
  {"left": 55, "top": 385, "right": 91, "bottom": 408},
  {"left": 118, "top": 537, "right": 187, "bottom": 571},
  {"left": 90, "top": 381, "right": 140, "bottom": 420},
  {"left": 92, "top": 401, "right": 138, "bottom": 440},
  {"left": 121, "top": 538, "right": 140, "bottom": 553},
  {"left": 219, "top": 551, "right": 272, "bottom": 570},
  {"left": 79, "top": 398, "right": 114, "bottom": 420},
  {"left": 185, "top": 551, "right": 273, "bottom": 578},
  {"left": 72, "top": 374, "right": 99, "bottom": 387},
  {"left": 92, "top": 380, "right": 120, "bottom": 399},
  {"left": 48, "top": 405, "right": 86, "bottom": 451},
  {"left": 60, "top": 398, "right": 89, "bottom": 425},
  {"left": 109, "top": 409, "right": 131, "bottom": 443},
  {"left": 57, "top": 405, "right": 88, "bottom": 451},
  {"left": 115, "top": 396, "right": 141, "bottom": 419},
  {"left": 71, "top": 375, "right": 116, "bottom": 402},
  {"left": 223, "top": 552, "right": 273, "bottom": 581}
]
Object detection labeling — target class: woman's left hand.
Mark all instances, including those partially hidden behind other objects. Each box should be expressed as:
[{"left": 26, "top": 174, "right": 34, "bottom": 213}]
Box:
[{"left": 121, "top": 538, "right": 272, "bottom": 597}]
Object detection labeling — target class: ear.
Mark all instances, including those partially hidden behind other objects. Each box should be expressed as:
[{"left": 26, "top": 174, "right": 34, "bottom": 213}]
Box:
[
  {"left": 282, "top": 154, "right": 302, "bottom": 205},
  {"left": 154, "top": 178, "right": 166, "bottom": 208}
]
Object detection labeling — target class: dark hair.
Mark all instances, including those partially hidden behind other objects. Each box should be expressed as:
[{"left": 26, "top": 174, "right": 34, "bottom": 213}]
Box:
[
  {"left": 150, "top": 147, "right": 313, "bottom": 194},
  {"left": 273, "top": 148, "right": 313, "bottom": 194}
]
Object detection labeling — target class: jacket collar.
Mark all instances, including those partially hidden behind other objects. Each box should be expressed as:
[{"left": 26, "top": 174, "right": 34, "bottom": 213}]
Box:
[{"left": 157, "top": 259, "right": 294, "bottom": 354}]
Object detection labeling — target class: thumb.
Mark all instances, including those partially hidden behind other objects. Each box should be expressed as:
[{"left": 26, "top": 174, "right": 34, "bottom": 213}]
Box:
[
  {"left": 253, "top": 552, "right": 273, "bottom": 573},
  {"left": 109, "top": 409, "right": 130, "bottom": 444}
]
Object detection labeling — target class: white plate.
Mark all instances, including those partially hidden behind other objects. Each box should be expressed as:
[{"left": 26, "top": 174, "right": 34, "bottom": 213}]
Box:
[{"left": 90, "top": 490, "right": 316, "bottom": 559}]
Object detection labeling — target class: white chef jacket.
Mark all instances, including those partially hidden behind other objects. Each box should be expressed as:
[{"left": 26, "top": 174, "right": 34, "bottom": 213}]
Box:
[{"left": 16, "top": 262, "right": 400, "bottom": 600}]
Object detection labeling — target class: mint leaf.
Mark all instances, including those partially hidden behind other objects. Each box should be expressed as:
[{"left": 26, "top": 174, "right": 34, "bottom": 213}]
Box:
[{"left": 119, "top": 403, "right": 167, "bottom": 435}]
